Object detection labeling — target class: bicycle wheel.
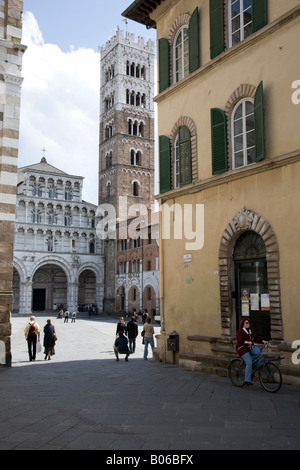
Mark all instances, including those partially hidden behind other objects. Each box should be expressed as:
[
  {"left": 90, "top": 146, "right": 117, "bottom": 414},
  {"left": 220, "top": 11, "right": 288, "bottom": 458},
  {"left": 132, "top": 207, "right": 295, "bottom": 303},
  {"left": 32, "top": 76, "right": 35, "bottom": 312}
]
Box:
[
  {"left": 259, "top": 362, "right": 282, "bottom": 393},
  {"left": 228, "top": 359, "right": 245, "bottom": 387}
]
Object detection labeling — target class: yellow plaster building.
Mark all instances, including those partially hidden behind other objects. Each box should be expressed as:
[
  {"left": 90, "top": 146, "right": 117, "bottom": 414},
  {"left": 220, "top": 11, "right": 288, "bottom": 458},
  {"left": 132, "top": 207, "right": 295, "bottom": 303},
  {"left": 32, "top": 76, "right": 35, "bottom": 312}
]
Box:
[{"left": 123, "top": 0, "right": 300, "bottom": 380}]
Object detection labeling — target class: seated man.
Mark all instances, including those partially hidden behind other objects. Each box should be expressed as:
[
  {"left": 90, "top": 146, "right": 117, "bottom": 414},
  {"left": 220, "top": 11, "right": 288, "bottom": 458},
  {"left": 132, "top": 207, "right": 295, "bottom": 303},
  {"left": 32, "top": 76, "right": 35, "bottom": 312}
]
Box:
[{"left": 114, "top": 331, "right": 130, "bottom": 362}]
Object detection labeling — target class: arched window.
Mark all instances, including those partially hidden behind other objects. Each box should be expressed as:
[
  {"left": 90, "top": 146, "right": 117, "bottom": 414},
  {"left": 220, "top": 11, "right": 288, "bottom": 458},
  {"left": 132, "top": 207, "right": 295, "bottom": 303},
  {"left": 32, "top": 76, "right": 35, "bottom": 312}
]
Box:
[
  {"left": 106, "top": 181, "right": 111, "bottom": 198},
  {"left": 106, "top": 151, "right": 112, "bottom": 169},
  {"left": 174, "top": 135, "right": 180, "bottom": 188},
  {"left": 131, "top": 150, "right": 141, "bottom": 166},
  {"left": 139, "top": 122, "right": 144, "bottom": 137},
  {"left": 174, "top": 26, "right": 189, "bottom": 83},
  {"left": 133, "top": 181, "right": 139, "bottom": 197},
  {"left": 175, "top": 125, "right": 192, "bottom": 187},
  {"left": 232, "top": 99, "right": 255, "bottom": 169}
]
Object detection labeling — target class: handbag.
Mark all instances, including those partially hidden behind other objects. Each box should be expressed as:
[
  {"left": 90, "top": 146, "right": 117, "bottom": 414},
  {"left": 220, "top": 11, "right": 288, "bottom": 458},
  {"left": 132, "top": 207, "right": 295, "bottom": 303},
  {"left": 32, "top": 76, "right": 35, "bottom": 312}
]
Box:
[
  {"left": 54, "top": 334, "right": 57, "bottom": 341},
  {"left": 36, "top": 341, "right": 41, "bottom": 353}
]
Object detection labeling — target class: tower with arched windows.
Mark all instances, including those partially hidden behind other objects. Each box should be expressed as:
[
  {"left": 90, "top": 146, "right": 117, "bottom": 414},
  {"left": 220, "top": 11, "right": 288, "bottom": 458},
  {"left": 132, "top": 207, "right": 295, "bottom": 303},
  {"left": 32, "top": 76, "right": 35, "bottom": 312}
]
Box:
[
  {"left": 99, "top": 29, "right": 155, "bottom": 215},
  {"left": 99, "top": 30, "right": 156, "bottom": 313}
]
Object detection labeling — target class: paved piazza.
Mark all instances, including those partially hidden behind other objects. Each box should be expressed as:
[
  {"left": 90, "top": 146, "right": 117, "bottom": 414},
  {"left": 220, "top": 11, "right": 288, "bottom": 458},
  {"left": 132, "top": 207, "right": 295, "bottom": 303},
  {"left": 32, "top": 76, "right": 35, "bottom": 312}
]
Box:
[{"left": 0, "top": 314, "right": 299, "bottom": 451}]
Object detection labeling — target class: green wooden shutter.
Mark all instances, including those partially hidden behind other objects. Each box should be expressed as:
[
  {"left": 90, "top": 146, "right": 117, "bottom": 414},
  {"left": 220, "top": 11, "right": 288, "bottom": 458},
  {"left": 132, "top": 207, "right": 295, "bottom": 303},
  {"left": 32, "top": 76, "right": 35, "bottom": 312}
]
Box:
[
  {"left": 159, "top": 135, "right": 171, "bottom": 193},
  {"left": 209, "top": 0, "right": 225, "bottom": 59},
  {"left": 211, "top": 108, "right": 228, "bottom": 174},
  {"left": 254, "top": 81, "right": 265, "bottom": 162},
  {"left": 189, "top": 7, "right": 200, "bottom": 73},
  {"left": 178, "top": 126, "right": 192, "bottom": 186},
  {"left": 252, "top": 0, "right": 268, "bottom": 33},
  {"left": 159, "top": 38, "right": 170, "bottom": 93}
]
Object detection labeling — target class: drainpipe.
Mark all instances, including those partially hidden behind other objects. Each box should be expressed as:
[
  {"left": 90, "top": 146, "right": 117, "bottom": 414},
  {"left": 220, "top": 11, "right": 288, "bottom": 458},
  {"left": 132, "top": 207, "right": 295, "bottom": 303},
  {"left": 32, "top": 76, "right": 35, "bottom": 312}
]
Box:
[{"left": 159, "top": 206, "right": 166, "bottom": 361}]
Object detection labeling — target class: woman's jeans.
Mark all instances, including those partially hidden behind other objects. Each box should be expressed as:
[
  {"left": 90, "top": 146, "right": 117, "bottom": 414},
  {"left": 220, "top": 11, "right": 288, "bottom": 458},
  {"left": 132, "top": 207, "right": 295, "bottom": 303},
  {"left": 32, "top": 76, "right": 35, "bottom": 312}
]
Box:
[
  {"left": 143, "top": 337, "right": 154, "bottom": 359},
  {"left": 241, "top": 346, "right": 261, "bottom": 382}
]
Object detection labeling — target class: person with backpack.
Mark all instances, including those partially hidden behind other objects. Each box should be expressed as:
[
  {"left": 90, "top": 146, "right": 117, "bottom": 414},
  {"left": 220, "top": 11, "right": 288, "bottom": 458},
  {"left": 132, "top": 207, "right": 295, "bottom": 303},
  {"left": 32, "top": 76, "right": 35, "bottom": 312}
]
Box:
[{"left": 24, "top": 316, "right": 41, "bottom": 361}]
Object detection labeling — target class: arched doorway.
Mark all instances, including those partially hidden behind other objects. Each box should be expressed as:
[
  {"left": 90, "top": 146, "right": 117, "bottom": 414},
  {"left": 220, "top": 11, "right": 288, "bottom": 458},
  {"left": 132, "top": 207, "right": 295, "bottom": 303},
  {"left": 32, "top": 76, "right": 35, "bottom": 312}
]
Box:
[
  {"left": 219, "top": 207, "right": 283, "bottom": 341},
  {"left": 32, "top": 264, "right": 68, "bottom": 311},
  {"left": 78, "top": 269, "right": 97, "bottom": 308},
  {"left": 233, "top": 232, "right": 270, "bottom": 338},
  {"left": 128, "top": 285, "right": 140, "bottom": 313},
  {"left": 116, "top": 286, "right": 126, "bottom": 312},
  {"left": 143, "top": 284, "right": 156, "bottom": 318}
]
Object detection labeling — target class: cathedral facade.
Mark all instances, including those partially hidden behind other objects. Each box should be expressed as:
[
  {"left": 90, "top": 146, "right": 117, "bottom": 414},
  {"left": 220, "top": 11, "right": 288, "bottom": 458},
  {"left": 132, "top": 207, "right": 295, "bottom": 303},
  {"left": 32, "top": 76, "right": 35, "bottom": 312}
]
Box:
[{"left": 13, "top": 158, "right": 105, "bottom": 315}]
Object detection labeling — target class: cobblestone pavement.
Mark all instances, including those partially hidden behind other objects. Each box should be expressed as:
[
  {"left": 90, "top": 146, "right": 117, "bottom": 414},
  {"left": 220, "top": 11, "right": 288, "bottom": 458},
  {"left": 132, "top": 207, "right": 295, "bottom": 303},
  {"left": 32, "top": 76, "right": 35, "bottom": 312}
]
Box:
[{"left": 0, "top": 314, "right": 299, "bottom": 451}]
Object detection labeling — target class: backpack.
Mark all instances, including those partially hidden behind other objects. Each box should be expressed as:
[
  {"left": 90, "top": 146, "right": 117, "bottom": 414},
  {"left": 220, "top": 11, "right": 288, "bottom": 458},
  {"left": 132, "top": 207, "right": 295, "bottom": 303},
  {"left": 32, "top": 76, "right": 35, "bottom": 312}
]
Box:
[{"left": 28, "top": 323, "right": 36, "bottom": 336}]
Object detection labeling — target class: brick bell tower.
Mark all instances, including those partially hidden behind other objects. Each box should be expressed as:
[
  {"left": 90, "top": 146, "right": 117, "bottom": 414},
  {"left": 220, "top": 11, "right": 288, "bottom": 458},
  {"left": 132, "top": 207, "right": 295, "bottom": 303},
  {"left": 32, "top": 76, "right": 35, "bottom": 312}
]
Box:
[
  {"left": 99, "top": 29, "right": 155, "bottom": 313},
  {"left": 99, "top": 28, "right": 155, "bottom": 215}
]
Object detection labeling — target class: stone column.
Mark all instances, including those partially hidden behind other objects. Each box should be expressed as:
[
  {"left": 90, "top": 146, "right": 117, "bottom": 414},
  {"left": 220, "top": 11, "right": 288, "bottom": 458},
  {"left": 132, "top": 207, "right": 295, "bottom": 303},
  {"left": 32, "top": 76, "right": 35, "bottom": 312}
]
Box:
[{"left": 0, "top": 0, "right": 25, "bottom": 366}]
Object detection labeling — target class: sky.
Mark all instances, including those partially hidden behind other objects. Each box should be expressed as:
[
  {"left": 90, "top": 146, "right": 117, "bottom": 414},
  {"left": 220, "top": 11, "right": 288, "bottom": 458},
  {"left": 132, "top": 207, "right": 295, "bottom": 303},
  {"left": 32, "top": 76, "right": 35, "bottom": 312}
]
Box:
[{"left": 19, "top": 0, "right": 157, "bottom": 205}]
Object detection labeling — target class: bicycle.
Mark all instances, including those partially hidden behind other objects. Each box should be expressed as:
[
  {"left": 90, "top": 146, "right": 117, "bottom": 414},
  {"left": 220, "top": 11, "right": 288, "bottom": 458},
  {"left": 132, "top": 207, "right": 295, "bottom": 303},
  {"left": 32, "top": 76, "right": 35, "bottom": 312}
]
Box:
[{"left": 228, "top": 344, "right": 284, "bottom": 393}]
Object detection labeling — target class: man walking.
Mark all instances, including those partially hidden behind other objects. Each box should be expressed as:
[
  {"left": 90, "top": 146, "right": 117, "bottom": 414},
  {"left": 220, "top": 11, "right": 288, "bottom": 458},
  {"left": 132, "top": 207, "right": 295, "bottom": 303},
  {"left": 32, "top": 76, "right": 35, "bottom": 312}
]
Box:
[
  {"left": 126, "top": 316, "right": 138, "bottom": 353},
  {"left": 24, "top": 316, "right": 40, "bottom": 361},
  {"left": 64, "top": 310, "right": 69, "bottom": 323}
]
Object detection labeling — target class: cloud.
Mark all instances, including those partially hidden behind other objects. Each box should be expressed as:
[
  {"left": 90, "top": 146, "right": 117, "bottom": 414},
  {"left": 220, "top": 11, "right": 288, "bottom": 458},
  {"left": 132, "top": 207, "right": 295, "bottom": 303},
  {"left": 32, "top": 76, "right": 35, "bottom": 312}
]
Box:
[{"left": 19, "top": 12, "right": 100, "bottom": 205}]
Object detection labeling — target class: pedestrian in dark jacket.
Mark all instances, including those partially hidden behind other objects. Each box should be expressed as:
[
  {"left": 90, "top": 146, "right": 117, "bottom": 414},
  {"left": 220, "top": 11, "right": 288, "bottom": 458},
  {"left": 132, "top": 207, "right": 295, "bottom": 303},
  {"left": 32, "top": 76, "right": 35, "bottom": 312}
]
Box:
[
  {"left": 114, "top": 331, "right": 130, "bottom": 362},
  {"left": 116, "top": 316, "right": 127, "bottom": 336},
  {"left": 43, "top": 319, "right": 56, "bottom": 360},
  {"left": 127, "top": 316, "right": 138, "bottom": 353}
]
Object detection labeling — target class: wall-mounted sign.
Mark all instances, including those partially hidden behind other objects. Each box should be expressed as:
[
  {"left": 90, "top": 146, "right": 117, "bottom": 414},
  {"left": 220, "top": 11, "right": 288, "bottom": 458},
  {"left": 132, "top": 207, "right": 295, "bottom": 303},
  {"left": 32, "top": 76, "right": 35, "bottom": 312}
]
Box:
[{"left": 183, "top": 253, "right": 192, "bottom": 263}]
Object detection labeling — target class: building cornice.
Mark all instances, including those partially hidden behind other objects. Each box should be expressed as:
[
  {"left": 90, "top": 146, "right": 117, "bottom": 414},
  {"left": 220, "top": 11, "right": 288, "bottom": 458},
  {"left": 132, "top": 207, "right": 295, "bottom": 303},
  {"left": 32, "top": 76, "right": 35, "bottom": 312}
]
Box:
[{"left": 156, "top": 149, "right": 300, "bottom": 202}]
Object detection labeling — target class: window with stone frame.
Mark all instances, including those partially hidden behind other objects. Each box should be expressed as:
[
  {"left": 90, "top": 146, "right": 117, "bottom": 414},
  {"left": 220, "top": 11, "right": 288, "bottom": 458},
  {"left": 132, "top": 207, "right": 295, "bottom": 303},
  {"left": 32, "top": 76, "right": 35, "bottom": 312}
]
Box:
[{"left": 159, "top": 116, "right": 197, "bottom": 193}]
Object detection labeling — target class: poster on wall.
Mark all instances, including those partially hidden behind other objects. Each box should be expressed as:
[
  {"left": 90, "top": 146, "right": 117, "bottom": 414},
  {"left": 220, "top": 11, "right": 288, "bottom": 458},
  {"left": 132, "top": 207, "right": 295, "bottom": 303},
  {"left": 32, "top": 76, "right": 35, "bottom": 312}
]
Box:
[
  {"left": 250, "top": 293, "right": 259, "bottom": 311},
  {"left": 242, "top": 302, "right": 250, "bottom": 316},
  {"left": 261, "top": 293, "right": 270, "bottom": 310},
  {"left": 241, "top": 288, "right": 249, "bottom": 302}
]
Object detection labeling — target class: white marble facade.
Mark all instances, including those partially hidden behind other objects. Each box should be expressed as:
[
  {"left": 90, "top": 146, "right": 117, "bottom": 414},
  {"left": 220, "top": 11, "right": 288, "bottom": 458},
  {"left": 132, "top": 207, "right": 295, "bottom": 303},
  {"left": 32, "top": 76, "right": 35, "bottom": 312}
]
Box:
[{"left": 13, "top": 158, "right": 104, "bottom": 314}]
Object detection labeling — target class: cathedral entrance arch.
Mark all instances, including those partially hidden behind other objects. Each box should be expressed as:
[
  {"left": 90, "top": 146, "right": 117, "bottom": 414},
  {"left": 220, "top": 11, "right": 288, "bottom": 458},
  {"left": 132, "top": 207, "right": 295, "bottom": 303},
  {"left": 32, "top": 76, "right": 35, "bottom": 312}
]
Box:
[
  {"left": 78, "top": 269, "right": 97, "bottom": 308},
  {"left": 32, "top": 264, "right": 68, "bottom": 311}
]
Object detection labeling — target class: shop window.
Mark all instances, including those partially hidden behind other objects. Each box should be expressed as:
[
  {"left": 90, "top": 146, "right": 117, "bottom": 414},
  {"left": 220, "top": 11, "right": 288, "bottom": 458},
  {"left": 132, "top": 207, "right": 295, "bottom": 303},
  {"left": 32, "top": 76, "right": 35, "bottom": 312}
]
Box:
[{"left": 233, "top": 231, "right": 270, "bottom": 338}]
